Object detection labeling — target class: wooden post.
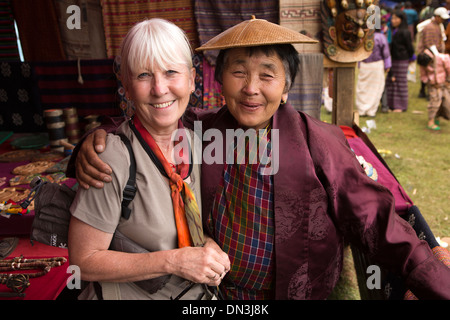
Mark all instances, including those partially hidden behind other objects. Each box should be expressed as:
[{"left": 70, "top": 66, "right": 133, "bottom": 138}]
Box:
[{"left": 324, "top": 57, "right": 357, "bottom": 127}]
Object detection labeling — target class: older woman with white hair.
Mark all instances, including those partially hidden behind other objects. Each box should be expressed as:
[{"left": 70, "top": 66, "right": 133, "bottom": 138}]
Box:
[{"left": 68, "top": 18, "right": 230, "bottom": 300}]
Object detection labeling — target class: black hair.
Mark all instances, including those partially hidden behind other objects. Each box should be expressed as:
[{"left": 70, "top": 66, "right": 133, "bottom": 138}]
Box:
[
  {"left": 392, "top": 10, "right": 409, "bottom": 29},
  {"left": 214, "top": 44, "right": 300, "bottom": 92}
]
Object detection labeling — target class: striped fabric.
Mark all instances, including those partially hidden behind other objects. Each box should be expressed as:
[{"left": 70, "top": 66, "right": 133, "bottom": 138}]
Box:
[
  {"left": 194, "top": 0, "right": 279, "bottom": 65},
  {"left": 0, "top": 0, "right": 19, "bottom": 61},
  {"left": 194, "top": 0, "right": 278, "bottom": 110},
  {"left": 287, "top": 53, "right": 323, "bottom": 119},
  {"left": 279, "top": 0, "right": 322, "bottom": 54},
  {"left": 34, "top": 59, "right": 121, "bottom": 117},
  {"left": 100, "top": 0, "right": 199, "bottom": 58},
  {"left": 209, "top": 127, "right": 275, "bottom": 300},
  {"left": 279, "top": 0, "right": 323, "bottom": 119},
  {"left": 386, "top": 60, "right": 410, "bottom": 111}
]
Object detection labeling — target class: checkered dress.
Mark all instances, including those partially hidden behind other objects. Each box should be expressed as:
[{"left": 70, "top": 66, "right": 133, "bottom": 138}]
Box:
[{"left": 208, "top": 127, "right": 275, "bottom": 300}]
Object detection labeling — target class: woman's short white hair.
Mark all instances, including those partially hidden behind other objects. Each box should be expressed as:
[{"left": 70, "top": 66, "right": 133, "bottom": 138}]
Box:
[{"left": 117, "top": 18, "right": 193, "bottom": 88}]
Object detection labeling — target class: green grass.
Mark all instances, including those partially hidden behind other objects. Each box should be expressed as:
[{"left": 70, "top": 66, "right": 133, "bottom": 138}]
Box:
[{"left": 322, "top": 70, "right": 450, "bottom": 300}]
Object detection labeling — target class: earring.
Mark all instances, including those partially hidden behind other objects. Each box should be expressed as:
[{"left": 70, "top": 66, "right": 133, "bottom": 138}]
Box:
[{"left": 280, "top": 99, "right": 286, "bottom": 105}]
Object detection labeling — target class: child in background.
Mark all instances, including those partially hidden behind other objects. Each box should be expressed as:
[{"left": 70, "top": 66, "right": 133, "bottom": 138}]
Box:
[{"left": 418, "top": 45, "right": 450, "bottom": 131}]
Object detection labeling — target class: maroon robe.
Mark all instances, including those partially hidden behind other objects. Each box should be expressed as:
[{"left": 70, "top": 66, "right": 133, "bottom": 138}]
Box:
[{"left": 183, "top": 103, "right": 450, "bottom": 300}]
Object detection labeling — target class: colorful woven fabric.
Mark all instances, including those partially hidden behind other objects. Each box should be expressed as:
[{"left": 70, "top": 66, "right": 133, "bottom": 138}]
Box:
[
  {"left": 190, "top": 53, "right": 204, "bottom": 109},
  {"left": 209, "top": 127, "right": 275, "bottom": 299},
  {"left": 194, "top": 0, "right": 279, "bottom": 65},
  {"left": 202, "top": 59, "right": 225, "bottom": 109},
  {"left": 0, "top": 0, "right": 19, "bottom": 61},
  {"left": 34, "top": 59, "right": 121, "bottom": 118},
  {"left": 432, "top": 245, "right": 450, "bottom": 267},
  {"left": 279, "top": 0, "right": 322, "bottom": 54},
  {"left": 100, "top": 0, "right": 199, "bottom": 58}
]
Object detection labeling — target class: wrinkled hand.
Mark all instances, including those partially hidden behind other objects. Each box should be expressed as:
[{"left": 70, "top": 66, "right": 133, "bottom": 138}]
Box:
[
  {"left": 75, "top": 129, "right": 112, "bottom": 189},
  {"left": 169, "top": 245, "right": 230, "bottom": 286}
]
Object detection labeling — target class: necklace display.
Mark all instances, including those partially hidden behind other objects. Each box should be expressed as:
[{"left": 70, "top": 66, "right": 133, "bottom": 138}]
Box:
[{"left": 0, "top": 255, "right": 67, "bottom": 297}]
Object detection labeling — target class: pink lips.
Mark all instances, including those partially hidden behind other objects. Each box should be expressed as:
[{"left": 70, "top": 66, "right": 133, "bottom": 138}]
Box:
[{"left": 240, "top": 101, "right": 262, "bottom": 112}]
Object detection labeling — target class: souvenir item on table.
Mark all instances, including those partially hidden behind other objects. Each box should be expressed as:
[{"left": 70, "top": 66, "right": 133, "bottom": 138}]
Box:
[
  {"left": 84, "top": 114, "right": 101, "bottom": 132},
  {"left": 31, "top": 151, "right": 64, "bottom": 162},
  {"left": 12, "top": 161, "right": 55, "bottom": 176},
  {"left": 321, "top": 0, "right": 378, "bottom": 63},
  {"left": 0, "top": 150, "right": 40, "bottom": 163},
  {"left": 0, "top": 187, "right": 30, "bottom": 203},
  {"left": 63, "top": 107, "right": 81, "bottom": 144},
  {"left": 10, "top": 134, "right": 49, "bottom": 150},
  {"left": 9, "top": 172, "right": 67, "bottom": 186},
  {"left": 44, "top": 109, "right": 67, "bottom": 153},
  {"left": 44, "top": 156, "right": 70, "bottom": 173},
  {"left": 0, "top": 200, "right": 31, "bottom": 216},
  {"left": 0, "top": 132, "right": 13, "bottom": 145},
  {"left": 0, "top": 237, "right": 18, "bottom": 259},
  {"left": 0, "top": 177, "right": 6, "bottom": 188},
  {"left": 9, "top": 174, "right": 39, "bottom": 186},
  {"left": 0, "top": 256, "right": 67, "bottom": 297}
]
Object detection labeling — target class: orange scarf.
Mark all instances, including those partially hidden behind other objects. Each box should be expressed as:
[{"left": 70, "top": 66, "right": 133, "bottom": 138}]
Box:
[{"left": 132, "top": 116, "right": 204, "bottom": 248}]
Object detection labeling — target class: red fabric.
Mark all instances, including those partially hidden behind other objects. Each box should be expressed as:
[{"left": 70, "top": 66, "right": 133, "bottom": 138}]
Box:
[
  {"left": 339, "top": 125, "right": 358, "bottom": 139},
  {"left": 0, "top": 238, "right": 70, "bottom": 300}
]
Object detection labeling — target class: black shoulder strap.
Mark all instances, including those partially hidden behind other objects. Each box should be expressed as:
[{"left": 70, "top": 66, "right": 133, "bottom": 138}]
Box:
[
  {"left": 128, "top": 118, "right": 193, "bottom": 180},
  {"left": 117, "top": 133, "right": 136, "bottom": 220}
]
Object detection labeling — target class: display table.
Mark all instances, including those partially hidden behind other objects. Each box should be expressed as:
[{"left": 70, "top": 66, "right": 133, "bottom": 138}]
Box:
[
  {"left": 0, "top": 133, "right": 74, "bottom": 300},
  {"left": 0, "top": 237, "right": 71, "bottom": 300}
]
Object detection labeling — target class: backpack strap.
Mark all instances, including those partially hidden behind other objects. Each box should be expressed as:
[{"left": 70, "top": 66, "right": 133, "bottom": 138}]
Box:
[{"left": 117, "top": 133, "right": 136, "bottom": 220}]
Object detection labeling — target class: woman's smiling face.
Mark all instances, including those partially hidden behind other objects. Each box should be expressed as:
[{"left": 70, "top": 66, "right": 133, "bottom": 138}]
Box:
[
  {"left": 221, "top": 48, "right": 288, "bottom": 130},
  {"left": 128, "top": 63, "right": 195, "bottom": 133}
]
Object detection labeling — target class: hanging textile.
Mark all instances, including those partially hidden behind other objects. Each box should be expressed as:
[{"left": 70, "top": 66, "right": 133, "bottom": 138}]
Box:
[
  {"left": 194, "top": 0, "right": 279, "bottom": 66},
  {"left": 190, "top": 53, "right": 204, "bottom": 109},
  {"left": 194, "top": 0, "right": 278, "bottom": 109},
  {"left": 279, "top": 1, "right": 323, "bottom": 119},
  {"left": 34, "top": 59, "right": 121, "bottom": 118},
  {"left": 0, "top": 0, "right": 20, "bottom": 61},
  {"left": 0, "top": 61, "right": 44, "bottom": 132},
  {"left": 287, "top": 53, "right": 323, "bottom": 119},
  {"left": 202, "top": 59, "right": 224, "bottom": 109},
  {"left": 100, "top": 0, "right": 199, "bottom": 59},
  {"left": 11, "top": 0, "right": 66, "bottom": 61},
  {"left": 279, "top": 0, "right": 322, "bottom": 54},
  {"left": 54, "top": 0, "right": 107, "bottom": 60}
]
